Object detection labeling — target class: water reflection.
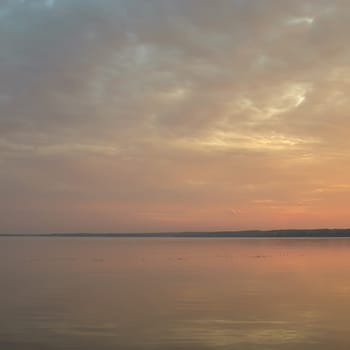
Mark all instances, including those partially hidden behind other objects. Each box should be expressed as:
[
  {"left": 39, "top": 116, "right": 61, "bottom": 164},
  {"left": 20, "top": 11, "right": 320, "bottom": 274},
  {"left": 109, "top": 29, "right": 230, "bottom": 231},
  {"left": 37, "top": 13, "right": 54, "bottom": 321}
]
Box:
[{"left": 1, "top": 238, "right": 350, "bottom": 349}]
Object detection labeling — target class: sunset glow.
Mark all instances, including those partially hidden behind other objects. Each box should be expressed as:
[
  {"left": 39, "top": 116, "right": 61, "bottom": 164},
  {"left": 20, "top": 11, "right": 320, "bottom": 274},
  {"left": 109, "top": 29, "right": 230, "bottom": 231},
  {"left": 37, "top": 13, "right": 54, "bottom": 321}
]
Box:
[{"left": 1, "top": 0, "right": 350, "bottom": 233}]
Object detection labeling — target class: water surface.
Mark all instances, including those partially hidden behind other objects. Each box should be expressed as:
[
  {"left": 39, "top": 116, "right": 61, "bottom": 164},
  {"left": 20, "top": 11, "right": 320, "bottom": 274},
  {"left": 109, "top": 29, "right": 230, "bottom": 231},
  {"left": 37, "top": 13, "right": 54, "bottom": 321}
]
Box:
[{"left": 1, "top": 238, "right": 350, "bottom": 349}]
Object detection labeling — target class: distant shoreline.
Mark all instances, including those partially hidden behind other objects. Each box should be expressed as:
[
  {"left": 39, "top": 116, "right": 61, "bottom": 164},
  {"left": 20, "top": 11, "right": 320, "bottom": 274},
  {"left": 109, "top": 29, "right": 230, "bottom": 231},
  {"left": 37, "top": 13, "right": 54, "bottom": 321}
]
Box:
[{"left": 2, "top": 229, "right": 350, "bottom": 238}]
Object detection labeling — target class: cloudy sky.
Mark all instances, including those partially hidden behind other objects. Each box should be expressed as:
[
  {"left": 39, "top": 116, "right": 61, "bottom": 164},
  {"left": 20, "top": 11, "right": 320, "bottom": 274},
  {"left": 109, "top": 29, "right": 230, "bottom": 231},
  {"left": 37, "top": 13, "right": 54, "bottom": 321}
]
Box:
[{"left": 1, "top": 0, "right": 350, "bottom": 233}]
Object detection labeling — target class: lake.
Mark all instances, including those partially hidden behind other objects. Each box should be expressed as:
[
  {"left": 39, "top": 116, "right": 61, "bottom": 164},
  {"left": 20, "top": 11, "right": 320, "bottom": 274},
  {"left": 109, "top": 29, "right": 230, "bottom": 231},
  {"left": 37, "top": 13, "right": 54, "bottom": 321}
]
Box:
[{"left": 1, "top": 237, "right": 350, "bottom": 349}]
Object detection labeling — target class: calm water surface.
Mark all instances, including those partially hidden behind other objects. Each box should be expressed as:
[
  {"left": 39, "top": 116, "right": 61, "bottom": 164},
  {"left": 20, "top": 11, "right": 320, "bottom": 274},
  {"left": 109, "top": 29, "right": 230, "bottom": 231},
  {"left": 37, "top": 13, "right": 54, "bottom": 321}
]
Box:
[{"left": 1, "top": 238, "right": 350, "bottom": 349}]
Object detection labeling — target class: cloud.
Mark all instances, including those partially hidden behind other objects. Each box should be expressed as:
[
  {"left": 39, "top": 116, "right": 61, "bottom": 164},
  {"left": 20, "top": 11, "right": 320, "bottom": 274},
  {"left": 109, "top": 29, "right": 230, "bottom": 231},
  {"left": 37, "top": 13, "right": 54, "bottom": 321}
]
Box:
[
  {"left": 45, "top": 0, "right": 55, "bottom": 8},
  {"left": 1, "top": 0, "right": 350, "bottom": 232}
]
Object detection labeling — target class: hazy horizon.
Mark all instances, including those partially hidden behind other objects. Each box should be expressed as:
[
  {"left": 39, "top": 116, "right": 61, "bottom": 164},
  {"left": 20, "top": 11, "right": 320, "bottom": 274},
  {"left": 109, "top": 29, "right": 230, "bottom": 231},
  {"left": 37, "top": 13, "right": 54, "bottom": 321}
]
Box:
[{"left": 3, "top": 227, "right": 350, "bottom": 238}]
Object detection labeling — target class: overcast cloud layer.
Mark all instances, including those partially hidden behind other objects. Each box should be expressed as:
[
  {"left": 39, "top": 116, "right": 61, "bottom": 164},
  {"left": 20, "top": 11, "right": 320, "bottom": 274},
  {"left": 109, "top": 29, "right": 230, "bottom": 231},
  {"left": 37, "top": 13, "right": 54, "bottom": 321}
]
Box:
[{"left": 1, "top": 0, "right": 350, "bottom": 233}]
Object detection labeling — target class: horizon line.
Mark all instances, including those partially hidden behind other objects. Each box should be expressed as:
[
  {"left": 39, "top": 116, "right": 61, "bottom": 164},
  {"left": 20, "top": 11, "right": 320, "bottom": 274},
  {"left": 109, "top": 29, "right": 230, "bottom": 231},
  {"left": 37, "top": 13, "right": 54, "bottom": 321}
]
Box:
[{"left": 2, "top": 228, "right": 350, "bottom": 238}]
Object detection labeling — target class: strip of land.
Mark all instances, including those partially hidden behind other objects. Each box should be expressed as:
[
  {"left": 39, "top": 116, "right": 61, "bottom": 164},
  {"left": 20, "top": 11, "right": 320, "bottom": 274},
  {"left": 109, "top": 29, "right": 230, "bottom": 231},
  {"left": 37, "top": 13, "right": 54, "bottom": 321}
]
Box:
[{"left": 2, "top": 229, "right": 350, "bottom": 238}]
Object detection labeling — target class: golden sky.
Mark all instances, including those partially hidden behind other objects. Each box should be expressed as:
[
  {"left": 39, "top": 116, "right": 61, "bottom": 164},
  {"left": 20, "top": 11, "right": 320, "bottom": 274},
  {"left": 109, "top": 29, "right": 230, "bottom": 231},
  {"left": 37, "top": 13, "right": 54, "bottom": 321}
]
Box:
[{"left": 1, "top": 0, "right": 350, "bottom": 233}]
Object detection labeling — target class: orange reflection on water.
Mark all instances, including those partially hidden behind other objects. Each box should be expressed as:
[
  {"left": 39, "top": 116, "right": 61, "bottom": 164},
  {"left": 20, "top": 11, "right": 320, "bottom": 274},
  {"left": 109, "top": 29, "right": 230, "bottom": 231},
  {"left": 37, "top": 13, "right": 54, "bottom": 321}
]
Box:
[{"left": 2, "top": 237, "right": 350, "bottom": 349}]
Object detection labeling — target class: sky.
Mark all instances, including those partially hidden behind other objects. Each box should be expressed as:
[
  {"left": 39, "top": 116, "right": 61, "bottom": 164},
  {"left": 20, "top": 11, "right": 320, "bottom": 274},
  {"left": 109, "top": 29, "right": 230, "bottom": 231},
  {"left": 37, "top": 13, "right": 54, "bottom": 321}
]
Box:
[{"left": 1, "top": 0, "right": 350, "bottom": 234}]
